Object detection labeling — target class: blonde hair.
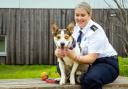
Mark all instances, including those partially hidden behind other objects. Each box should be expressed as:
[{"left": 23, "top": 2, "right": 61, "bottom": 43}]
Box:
[{"left": 75, "top": 2, "right": 92, "bottom": 15}]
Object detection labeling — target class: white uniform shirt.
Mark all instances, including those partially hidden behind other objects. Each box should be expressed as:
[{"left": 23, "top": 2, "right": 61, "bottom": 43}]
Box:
[{"left": 73, "top": 19, "right": 117, "bottom": 58}]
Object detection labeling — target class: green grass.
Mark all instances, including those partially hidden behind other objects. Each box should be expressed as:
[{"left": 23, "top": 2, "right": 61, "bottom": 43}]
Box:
[
  {"left": 0, "top": 56, "right": 127, "bottom": 79},
  {"left": 0, "top": 64, "right": 60, "bottom": 79},
  {"left": 118, "top": 57, "right": 128, "bottom": 77}
]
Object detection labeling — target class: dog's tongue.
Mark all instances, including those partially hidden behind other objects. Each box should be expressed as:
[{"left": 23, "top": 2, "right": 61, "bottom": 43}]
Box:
[
  {"left": 61, "top": 48, "right": 64, "bottom": 53},
  {"left": 61, "top": 48, "right": 64, "bottom": 51}
]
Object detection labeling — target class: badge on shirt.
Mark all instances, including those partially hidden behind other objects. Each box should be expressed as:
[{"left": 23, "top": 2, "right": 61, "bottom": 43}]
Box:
[{"left": 90, "top": 25, "right": 98, "bottom": 31}]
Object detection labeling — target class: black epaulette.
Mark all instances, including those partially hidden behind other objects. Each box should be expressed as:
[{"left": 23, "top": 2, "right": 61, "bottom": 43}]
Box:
[{"left": 90, "top": 25, "right": 98, "bottom": 31}]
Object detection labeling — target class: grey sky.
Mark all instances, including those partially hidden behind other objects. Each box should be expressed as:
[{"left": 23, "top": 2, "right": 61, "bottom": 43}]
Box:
[{"left": 0, "top": 0, "right": 127, "bottom": 8}]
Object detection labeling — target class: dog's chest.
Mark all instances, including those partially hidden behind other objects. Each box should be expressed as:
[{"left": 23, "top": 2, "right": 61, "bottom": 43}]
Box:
[
  {"left": 62, "top": 45, "right": 80, "bottom": 66},
  {"left": 62, "top": 56, "right": 74, "bottom": 66}
]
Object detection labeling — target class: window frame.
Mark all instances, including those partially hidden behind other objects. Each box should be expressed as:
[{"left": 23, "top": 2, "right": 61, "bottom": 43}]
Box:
[{"left": 0, "top": 35, "right": 7, "bottom": 56}]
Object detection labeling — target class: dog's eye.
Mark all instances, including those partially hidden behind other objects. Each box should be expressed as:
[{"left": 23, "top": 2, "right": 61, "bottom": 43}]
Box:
[
  {"left": 65, "top": 35, "right": 69, "bottom": 39},
  {"left": 57, "top": 36, "right": 60, "bottom": 39}
]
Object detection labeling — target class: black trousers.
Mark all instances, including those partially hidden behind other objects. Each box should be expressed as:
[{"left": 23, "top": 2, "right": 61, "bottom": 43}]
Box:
[{"left": 80, "top": 56, "right": 119, "bottom": 89}]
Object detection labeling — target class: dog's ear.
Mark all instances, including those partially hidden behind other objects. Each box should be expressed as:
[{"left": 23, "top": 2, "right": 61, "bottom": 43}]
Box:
[
  {"left": 66, "top": 22, "right": 74, "bottom": 35},
  {"left": 51, "top": 23, "right": 59, "bottom": 36}
]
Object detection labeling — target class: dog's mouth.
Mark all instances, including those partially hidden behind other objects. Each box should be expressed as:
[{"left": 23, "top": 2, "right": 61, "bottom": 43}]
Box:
[
  {"left": 60, "top": 46, "right": 65, "bottom": 50},
  {"left": 61, "top": 46, "right": 64, "bottom": 49},
  {"left": 60, "top": 42, "right": 65, "bottom": 50},
  {"left": 60, "top": 41, "right": 70, "bottom": 50}
]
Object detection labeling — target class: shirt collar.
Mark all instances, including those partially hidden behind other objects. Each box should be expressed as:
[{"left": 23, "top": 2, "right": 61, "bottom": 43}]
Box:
[{"left": 76, "top": 19, "right": 93, "bottom": 35}]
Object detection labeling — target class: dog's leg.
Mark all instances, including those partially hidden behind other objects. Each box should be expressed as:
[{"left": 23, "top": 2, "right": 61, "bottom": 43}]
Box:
[
  {"left": 58, "top": 58, "right": 66, "bottom": 85},
  {"left": 70, "top": 62, "right": 79, "bottom": 85}
]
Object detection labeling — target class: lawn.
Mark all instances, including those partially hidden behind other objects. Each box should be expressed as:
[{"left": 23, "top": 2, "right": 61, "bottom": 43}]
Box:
[
  {"left": 0, "top": 56, "right": 128, "bottom": 79},
  {"left": 118, "top": 57, "right": 128, "bottom": 77},
  {"left": 0, "top": 64, "right": 60, "bottom": 79}
]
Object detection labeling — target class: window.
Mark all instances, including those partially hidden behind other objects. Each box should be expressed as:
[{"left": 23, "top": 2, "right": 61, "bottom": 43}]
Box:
[{"left": 0, "top": 35, "right": 7, "bottom": 56}]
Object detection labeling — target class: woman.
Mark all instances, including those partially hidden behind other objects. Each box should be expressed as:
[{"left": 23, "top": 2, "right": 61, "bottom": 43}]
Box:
[{"left": 55, "top": 2, "right": 119, "bottom": 89}]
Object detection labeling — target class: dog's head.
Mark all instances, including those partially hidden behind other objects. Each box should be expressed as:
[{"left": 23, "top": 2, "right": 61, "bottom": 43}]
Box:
[{"left": 51, "top": 23, "right": 74, "bottom": 49}]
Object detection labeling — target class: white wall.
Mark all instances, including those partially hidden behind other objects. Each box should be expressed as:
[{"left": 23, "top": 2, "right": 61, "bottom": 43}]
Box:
[{"left": 0, "top": 0, "right": 127, "bottom": 8}]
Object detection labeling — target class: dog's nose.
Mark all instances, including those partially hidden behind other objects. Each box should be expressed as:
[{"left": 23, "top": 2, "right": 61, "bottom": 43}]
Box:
[{"left": 61, "top": 42, "right": 65, "bottom": 47}]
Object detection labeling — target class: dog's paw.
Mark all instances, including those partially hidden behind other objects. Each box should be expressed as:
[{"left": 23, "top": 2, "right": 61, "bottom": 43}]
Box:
[
  {"left": 70, "top": 76, "right": 75, "bottom": 85},
  {"left": 70, "top": 80, "right": 75, "bottom": 85},
  {"left": 59, "top": 77, "right": 66, "bottom": 85},
  {"left": 59, "top": 79, "right": 65, "bottom": 85}
]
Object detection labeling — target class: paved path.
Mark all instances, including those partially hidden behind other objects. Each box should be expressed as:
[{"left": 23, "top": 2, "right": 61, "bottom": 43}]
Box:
[{"left": 0, "top": 76, "right": 128, "bottom": 89}]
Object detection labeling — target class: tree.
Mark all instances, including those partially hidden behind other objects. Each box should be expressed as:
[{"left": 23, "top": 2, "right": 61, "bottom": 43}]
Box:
[{"left": 104, "top": 0, "right": 128, "bottom": 56}]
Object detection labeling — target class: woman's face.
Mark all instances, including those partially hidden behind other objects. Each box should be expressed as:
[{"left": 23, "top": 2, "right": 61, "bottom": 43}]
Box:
[{"left": 75, "top": 8, "right": 91, "bottom": 28}]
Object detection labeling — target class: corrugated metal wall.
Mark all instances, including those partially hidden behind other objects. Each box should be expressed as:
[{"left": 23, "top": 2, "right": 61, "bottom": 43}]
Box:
[{"left": 0, "top": 8, "right": 127, "bottom": 64}]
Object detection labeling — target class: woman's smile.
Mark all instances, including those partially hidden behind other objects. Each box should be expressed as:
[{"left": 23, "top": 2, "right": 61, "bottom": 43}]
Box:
[{"left": 75, "top": 8, "right": 91, "bottom": 28}]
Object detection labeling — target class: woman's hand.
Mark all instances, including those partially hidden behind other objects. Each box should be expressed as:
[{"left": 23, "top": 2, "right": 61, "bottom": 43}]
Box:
[
  {"left": 55, "top": 48, "right": 66, "bottom": 58},
  {"left": 55, "top": 48, "right": 78, "bottom": 61},
  {"left": 55, "top": 48, "right": 99, "bottom": 64},
  {"left": 64, "top": 49, "right": 76, "bottom": 60}
]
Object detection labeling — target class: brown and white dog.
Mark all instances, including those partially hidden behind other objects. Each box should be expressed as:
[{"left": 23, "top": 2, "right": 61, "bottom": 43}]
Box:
[{"left": 51, "top": 23, "right": 88, "bottom": 85}]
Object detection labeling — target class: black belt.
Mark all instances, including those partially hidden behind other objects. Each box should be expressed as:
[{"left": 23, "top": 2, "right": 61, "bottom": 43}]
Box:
[{"left": 106, "top": 55, "right": 117, "bottom": 59}]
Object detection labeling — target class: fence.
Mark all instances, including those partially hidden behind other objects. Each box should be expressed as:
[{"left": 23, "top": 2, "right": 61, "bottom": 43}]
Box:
[{"left": 0, "top": 8, "right": 127, "bottom": 64}]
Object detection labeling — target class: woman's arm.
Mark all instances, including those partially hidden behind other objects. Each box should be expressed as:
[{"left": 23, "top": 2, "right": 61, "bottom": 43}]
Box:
[
  {"left": 75, "top": 53, "right": 99, "bottom": 64},
  {"left": 65, "top": 49, "right": 99, "bottom": 64}
]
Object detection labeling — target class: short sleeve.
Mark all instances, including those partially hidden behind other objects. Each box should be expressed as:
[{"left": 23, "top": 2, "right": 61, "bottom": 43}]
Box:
[{"left": 88, "top": 29, "right": 107, "bottom": 54}]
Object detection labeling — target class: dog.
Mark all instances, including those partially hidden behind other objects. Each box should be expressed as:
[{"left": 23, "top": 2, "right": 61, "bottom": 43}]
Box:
[{"left": 51, "top": 23, "right": 88, "bottom": 85}]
